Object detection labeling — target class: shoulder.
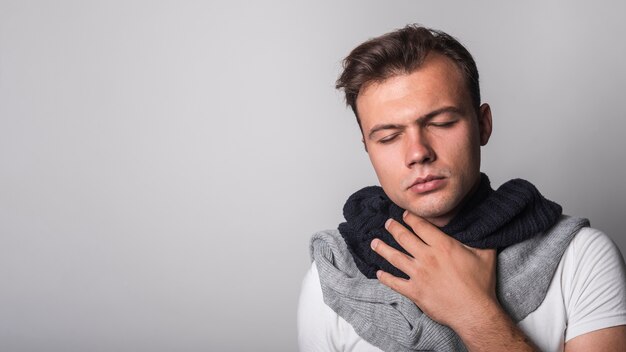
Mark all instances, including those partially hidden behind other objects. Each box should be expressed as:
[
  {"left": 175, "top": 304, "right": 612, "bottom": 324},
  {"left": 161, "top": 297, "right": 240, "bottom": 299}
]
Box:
[
  {"left": 297, "top": 262, "right": 341, "bottom": 351},
  {"left": 517, "top": 226, "right": 626, "bottom": 350},
  {"left": 560, "top": 226, "right": 626, "bottom": 341},
  {"left": 297, "top": 261, "right": 383, "bottom": 352},
  {"left": 560, "top": 226, "right": 626, "bottom": 285},
  {"left": 567, "top": 226, "right": 623, "bottom": 257}
]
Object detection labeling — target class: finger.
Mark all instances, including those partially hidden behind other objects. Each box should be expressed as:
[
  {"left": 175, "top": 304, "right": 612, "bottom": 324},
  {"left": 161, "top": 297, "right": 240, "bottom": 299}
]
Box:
[
  {"left": 402, "top": 211, "right": 451, "bottom": 247},
  {"left": 385, "top": 218, "right": 427, "bottom": 254},
  {"left": 371, "top": 238, "right": 414, "bottom": 275},
  {"left": 376, "top": 269, "right": 411, "bottom": 294}
]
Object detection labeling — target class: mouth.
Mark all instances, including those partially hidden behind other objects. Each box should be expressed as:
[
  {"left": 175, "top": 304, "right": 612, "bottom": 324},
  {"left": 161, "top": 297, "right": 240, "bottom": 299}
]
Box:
[{"left": 408, "top": 175, "right": 447, "bottom": 194}]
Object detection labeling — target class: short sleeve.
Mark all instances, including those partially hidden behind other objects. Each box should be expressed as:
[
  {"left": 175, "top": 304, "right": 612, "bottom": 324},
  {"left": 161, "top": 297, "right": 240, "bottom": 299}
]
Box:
[
  {"left": 297, "top": 262, "right": 342, "bottom": 352},
  {"left": 563, "top": 228, "right": 626, "bottom": 341}
]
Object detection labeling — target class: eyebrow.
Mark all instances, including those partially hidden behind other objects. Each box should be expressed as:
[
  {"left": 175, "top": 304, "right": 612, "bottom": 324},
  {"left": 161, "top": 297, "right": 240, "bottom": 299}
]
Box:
[{"left": 367, "top": 106, "right": 465, "bottom": 140}]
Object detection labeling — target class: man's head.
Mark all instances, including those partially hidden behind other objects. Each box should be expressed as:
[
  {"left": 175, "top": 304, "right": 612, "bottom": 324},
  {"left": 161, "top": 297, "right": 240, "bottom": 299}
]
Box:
[{"left": 336, "top": 25, "right": 492, "bottom": 226}]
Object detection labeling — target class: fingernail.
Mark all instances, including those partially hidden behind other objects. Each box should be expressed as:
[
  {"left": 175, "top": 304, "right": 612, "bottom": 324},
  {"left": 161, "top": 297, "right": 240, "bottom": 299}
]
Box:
[
  {"left": 403, "top": 210, "right": 408, "bottom": 218},
  {"left": 385, "top": 218, "right": 392, "bottom": 229},
  {"left": 371, "top": 239, "right": 379, "bottom": 250},
  {"left": 376, "top": 270, "right": 382, "bottom": 279}
]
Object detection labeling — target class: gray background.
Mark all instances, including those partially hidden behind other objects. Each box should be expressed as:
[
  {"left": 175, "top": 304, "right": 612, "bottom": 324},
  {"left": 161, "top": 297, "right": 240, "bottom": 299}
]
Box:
[{"left": 1, "top": 1, "right": 625, "bottom": 351}]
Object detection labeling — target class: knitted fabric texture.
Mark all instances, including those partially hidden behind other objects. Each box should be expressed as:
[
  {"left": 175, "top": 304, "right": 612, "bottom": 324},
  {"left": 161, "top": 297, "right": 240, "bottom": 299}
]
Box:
[
  {"left": 311, "top": 216, "right": 590, "bottom": 351},
  {"left": 338, "top": 174, "right": 563, "bottom": 279}
]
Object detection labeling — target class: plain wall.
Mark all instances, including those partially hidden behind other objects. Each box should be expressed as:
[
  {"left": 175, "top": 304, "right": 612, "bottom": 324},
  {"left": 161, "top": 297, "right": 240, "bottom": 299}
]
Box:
[{"left": 1, "top": 1, "right": 625, "bottom": 351}]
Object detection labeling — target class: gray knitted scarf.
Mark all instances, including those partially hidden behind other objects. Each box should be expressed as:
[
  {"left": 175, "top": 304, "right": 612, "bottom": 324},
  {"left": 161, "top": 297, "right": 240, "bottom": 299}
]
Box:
[{"left": 311, "top": 215, "right": 588, "bottom": 351}]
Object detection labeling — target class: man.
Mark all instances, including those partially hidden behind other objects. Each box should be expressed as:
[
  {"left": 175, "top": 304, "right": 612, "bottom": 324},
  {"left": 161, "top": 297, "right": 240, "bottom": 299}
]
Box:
[{"left": 298, "top": 25, "right": 626, "bottom": 351}]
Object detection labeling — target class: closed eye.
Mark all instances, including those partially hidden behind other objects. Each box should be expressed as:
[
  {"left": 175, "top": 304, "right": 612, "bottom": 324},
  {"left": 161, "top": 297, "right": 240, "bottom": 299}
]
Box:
[
  {"left": 378, "top": 133, "right": 400, "bottom": 144},
  {"left": 429, "top": 120, "right": 457, "bottom": 128}
]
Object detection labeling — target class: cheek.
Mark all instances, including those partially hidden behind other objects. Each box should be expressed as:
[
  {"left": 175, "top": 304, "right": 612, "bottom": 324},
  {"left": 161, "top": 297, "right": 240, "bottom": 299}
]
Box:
[
  {"left": 368, "top": 147, "right": 403, "bottom": 184},
  {"left": 445, "top": 126, "right": 480, "bottom": 166}
]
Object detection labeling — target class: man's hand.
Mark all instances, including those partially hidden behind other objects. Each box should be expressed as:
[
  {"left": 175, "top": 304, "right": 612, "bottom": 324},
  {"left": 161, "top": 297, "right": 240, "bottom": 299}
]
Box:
[
  {"left": 370, "top": 210, "right": 497, "bottom": 328},
  {"left": 371, "top": 211, "right": 538, "bottom": 351}
]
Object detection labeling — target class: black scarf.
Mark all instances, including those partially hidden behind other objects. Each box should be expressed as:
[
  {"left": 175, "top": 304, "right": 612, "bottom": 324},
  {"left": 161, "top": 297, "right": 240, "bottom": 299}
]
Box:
[{"left": 338, "top": 173, "right": 562, "bottom": 279}]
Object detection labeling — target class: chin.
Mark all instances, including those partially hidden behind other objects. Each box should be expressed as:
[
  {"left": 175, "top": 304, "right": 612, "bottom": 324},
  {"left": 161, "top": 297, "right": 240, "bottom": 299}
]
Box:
[
  {"left": 402, "top": 192, "right": 460, "bottom": 223},
  {"left": 409, "top": 205, "right": 453, "bottom": 220}
]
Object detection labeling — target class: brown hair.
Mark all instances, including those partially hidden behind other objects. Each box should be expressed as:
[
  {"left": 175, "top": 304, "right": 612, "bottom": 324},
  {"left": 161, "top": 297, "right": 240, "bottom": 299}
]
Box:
[{"left": 336, "top": 25, "right": 480, "bottom": 128}]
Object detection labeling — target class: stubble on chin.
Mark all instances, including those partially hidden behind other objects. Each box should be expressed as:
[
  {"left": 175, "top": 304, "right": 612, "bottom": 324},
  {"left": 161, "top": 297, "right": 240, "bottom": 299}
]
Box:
[
  {"left": 407, "top": 195, "right": 454, "bottom": 220},
  {"left": 400, "top": 185, "right": 463, "bottom": 227}
]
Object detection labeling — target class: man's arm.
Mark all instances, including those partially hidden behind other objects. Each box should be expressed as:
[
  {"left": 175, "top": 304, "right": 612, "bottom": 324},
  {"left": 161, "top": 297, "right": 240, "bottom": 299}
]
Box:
[
  {"left": 565, "top": 326, "right": 626, "bottom": 352},
  {"left": 371, "top": 211, "right": 539, "bottom": 351}
]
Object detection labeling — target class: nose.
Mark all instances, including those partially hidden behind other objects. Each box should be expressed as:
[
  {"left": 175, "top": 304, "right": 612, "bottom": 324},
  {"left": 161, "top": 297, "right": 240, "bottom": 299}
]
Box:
[{"left": 405, "top": 129, "right": 435, "bottom": 168}]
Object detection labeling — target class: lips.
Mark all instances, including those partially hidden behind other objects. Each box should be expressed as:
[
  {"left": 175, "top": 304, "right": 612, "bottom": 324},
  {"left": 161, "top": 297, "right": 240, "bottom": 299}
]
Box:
[{"left": 408, "top": 175, "right": 447, "bottom": 194}]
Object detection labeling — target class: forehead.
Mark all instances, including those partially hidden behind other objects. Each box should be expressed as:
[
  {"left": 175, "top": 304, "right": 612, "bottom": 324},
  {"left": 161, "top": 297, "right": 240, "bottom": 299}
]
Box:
[{"left": 356, "top": 54, "right": 471, "bottom": 129}]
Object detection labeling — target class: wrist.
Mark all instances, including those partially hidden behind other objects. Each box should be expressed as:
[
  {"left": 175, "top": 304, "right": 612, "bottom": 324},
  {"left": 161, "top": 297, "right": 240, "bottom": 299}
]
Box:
[
  {"left": 448, "top": 296, "right": 503, "bottom": 336},
  {"left": 448, "top": 299, "right": 538, "bottom": 352}
]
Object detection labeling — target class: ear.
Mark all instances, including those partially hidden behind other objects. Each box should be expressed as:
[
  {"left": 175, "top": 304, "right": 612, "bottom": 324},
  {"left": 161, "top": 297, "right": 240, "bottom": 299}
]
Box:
[{"left": 477, "top": 103, "right": 493, "bottom": 146}]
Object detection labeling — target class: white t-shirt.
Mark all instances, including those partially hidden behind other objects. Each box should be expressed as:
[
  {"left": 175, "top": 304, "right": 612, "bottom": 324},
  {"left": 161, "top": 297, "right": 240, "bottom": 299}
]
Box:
[{"left": 297, "top": 227, "right": 626, "bottom": 352}]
